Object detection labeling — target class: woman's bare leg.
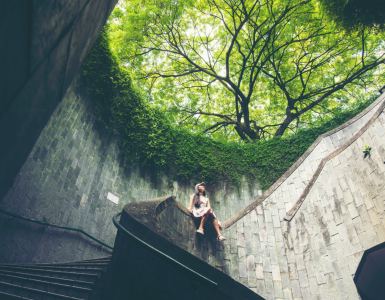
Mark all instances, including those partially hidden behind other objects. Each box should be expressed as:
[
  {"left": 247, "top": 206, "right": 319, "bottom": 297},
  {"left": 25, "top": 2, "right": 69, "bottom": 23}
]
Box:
[
  {"left": 199, "top": 213, "right": 210, "bottom": 230},
  {"left": 211, "top": 217, "right": 222, "bottom": 238}
]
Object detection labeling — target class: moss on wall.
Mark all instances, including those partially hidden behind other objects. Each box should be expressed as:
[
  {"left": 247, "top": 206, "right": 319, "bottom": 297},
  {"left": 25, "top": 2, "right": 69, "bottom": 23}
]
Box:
[{"left": 81, "top": 26, "right": 376, "bottom": 192}]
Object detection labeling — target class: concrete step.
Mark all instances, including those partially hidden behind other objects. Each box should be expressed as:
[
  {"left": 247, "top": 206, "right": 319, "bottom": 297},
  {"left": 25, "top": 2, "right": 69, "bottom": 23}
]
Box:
[
  {"left": 0, "top": 256, "right": 111, "bottom": 300},
  {"left": 0, "top": 270, "right": 94, "bottom": 289},
  {"left": 3, "top": 262, "right": 111, "bottom": 272},
  {"left": 0, "top": 281, "right": 84, "bottom": 300},
  {"left": 72, "top": 256, "right": 112, "bottom": 263},
  {"left": 0, "top": 272, "right": 92, "bottom": 299},
  {"left": 89, "top": 273, "right": 107, "bottom": 300},
  {"left": 0, "top": 265, "right": 105, "bottom": 276},
  {"left": 0, "top": 266, "right": 99, "bottom": 283},
  {"left": 0, "top": 290, "right": 32, "bottom": 299}
]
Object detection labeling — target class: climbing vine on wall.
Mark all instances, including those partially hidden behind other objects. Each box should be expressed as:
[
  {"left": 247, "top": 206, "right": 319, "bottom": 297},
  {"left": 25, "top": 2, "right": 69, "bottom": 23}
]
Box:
[{"left": 81, "top": 26, "right": 377, "bottom": 192}]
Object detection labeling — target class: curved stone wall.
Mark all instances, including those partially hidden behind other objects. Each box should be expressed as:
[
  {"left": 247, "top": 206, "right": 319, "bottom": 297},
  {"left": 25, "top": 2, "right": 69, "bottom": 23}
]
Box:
[
  {"left": 223, "top": 94, "right": 385, "bottom": 228},
  {"left": 0, "top": 0, "right": 118, "bottom": 203},
  {"left": 1, "top": 60, "right": 385, "bottom": 299},
  {"left": 111, "top": 92, "right": 385, "bottom": 300},
  {"left": 0, "top": 77, "right": 261, "bottom": 264},
  {"left": 202, "top": 93, "right": 385, "bottom": 299}
]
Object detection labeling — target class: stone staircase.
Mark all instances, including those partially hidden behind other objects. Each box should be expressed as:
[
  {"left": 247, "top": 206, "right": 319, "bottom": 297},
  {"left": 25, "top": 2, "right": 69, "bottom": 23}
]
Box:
[{"left": 0, "top": 256, "right": 111, "bottom": 300}]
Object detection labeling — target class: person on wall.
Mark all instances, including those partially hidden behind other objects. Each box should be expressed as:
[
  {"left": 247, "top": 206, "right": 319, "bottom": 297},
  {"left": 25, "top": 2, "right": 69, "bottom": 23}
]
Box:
[{"left": 187, "top": 182, "right": 226, "bottom": 241}]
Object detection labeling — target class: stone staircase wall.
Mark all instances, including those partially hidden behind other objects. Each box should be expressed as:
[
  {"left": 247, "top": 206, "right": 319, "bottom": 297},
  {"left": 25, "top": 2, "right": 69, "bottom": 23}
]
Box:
[
  {"left": 0, "top": 77, "right": 261, "bottom": 265},
  {"left": 0, "top": 256, "right": 111, "bottom": 300},
  {"left": 1, "top": 0, "right": 119, "bottom": 204},
  {"left": 105, "top": 198, "right": 264, "bottom": 300},
  {"left": 138, "top": 93, "right": 385, "bottom": 300},
  {"left": 195, "top": 94, "right": 385, "bottom": 300}
]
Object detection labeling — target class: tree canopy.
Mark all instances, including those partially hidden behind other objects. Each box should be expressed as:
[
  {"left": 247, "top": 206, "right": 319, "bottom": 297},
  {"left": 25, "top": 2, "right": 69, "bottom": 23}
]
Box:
[
  {"left": 108, "top": 0, "right": 385, "bottom": 142},
  {"left": 82, "top": 25, "right": 380, "bottom": 191}
]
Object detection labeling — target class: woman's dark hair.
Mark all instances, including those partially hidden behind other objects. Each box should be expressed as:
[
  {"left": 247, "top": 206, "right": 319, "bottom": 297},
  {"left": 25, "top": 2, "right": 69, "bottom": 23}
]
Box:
[{"left": 193, "top": 182, "right": 206, "bottom": 208}]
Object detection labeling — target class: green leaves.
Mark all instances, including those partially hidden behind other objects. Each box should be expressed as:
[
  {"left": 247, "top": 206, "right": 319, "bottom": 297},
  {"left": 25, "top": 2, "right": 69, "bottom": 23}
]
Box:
[
  {"left": 108, "top": 0, "right": 385, "bottom": 141},
  {"left": 82, "top": 24, "right": 378, "bottom": 192},
  {"left": 361, "top": 144, "right": 372, "bottom": 158}
]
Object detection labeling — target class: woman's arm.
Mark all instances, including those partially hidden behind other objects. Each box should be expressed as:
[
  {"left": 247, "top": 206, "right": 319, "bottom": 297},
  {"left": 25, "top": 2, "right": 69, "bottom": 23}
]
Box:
[
  {"left": 207, "top": 198, "right": 211, "bottom": 209},
  {"left": 188, "top": 194, "right": 194, "bottom": 211}
]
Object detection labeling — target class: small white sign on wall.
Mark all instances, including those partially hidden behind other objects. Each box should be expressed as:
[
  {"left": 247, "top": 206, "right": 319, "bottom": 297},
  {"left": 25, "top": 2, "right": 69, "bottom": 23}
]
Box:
[{"left": 107, "top": 192, "right": 119, "bottom": 205}]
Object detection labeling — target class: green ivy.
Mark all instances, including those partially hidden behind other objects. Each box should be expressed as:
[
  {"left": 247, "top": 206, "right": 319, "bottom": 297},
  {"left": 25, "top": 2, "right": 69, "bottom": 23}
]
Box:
[{"left": 81, "top": 26, "right": 377, "bottom": 192}]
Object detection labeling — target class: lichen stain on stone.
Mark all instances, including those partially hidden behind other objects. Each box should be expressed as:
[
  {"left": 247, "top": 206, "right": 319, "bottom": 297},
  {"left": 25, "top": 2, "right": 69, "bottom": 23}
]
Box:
[{"left": 314, "top": 205, "right": 331, "bottom": 245}]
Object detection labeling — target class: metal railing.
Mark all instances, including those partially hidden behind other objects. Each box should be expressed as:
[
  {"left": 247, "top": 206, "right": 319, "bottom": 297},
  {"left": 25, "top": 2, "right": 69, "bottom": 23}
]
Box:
[
  {"left": 0, "top": 208, "right": 113, "bottom": 250},
  {"left": 112, "top": 212, "right": 218, "bottom": 288},
  {"left": 0, "top": 207, "right": 217, "bottom": 288}
]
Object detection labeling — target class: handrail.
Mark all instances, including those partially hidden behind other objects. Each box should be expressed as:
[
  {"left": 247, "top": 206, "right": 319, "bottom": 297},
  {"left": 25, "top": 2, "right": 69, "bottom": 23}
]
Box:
[
  {"left": 0, "top": 208, "right": 113, "bottom": 250},
  {"left": 0, "top": 207, "right": 218, "bottom": 287},
  {"left": 112, "top": 212, "right": 218, "bottom": 288}
]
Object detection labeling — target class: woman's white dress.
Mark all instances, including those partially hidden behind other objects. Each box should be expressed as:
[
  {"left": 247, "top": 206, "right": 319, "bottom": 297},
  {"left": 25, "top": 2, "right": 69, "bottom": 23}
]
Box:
[{"left": 190, "top": 195, "right": 221, "bottom": 226}]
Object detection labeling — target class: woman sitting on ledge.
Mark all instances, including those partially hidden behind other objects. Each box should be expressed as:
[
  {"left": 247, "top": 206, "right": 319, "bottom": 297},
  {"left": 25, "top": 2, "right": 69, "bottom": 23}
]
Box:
[{"left": 188, "top": 182, "right": 226, "bottom": 241}]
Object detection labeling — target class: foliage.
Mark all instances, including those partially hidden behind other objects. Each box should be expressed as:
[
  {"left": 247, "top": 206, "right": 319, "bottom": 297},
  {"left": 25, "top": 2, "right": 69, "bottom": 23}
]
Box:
[
  {"left": 361, "top": 144, "right": 372, "bottom": 158},
  {"left": 81, "top": 25, "right": 379, "bottom": 193},
  {"left": 108, "top": 0, "right": 385, "bottom": 142},
  {"left": 319, "top": 0, "right": 385, "bottom": 31}
]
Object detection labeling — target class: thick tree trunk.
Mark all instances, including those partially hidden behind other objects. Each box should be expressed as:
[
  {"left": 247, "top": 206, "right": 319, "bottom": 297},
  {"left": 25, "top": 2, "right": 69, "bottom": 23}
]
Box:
[
  {"left": 274, "top": 117, "right": 293, "bottom": 136},
  {"left": 244, "top": 127, "right": 259, "bottom": 140},
  {"left": 236, "top": 103, "right": 260, "bottom": 140},
  {"left": 234, "top": 124, "right": 260, "bottom": 141},
  {"left": 234, "top": 125, "right": 250, "bottom": 141}
]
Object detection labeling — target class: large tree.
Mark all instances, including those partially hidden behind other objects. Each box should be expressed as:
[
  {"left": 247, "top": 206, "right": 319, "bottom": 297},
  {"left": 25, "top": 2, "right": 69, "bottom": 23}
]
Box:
[{"left": 109, "top": 0, "right": 385, "bottom": 141}]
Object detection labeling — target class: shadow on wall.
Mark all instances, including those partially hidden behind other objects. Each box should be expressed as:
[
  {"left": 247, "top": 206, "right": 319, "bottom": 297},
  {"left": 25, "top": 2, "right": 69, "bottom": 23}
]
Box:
[
  {"left": 0, "top": 0, "right": 119, "bottom": 204},
  {"left": 0, "top": 212, "right": 111, "bottom": 264},
  {"left": 0, "top": 74, "right": 258, "bottom": 266}
]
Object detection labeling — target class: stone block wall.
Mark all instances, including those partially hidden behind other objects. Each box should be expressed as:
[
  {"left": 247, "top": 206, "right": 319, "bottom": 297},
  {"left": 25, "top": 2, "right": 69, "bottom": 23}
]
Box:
[
  {"left": 0, "top": 77, "right": 261, "bottom": 264},
  {"left": 157, "top": 199, "right": 230, "bottom": 269},
  {"left": 146, "top": 93, "right": 385, "bottom": 300},
  {"left": 188, "top": 95, "right": 385, "bottom": 300},
  {"left": 1, "top": 44, "right": 384, "bottom": 299},
  {"left": 0, "top": 0, "right": 118, "bottom": 204}
]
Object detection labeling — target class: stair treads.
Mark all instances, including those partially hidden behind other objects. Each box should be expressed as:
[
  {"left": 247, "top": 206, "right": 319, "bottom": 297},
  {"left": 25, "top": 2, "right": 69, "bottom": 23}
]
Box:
[
  {"left": 0, "top": 256, "right": 111, "bottom": 300},
  {"left": 0, "top": 270, "right": 94, "bottom": 288},
  {"left": 0, "top": 281, "right": 84, "bottom": 300},
  {"left": 0, "top": 266, "right": 100, "bottom": 279},
  {"left": 0, "top": 265, "right": 104, "bottom": 273},
  {"left": 0, "top": 273, "right": 93, "bottom": 292},
  {"left": 5, "top": 262, "right": 110, "bottom": 270},
  {"left": 68, "top": 256, "right": 112, "bottom": 263},
  {"left": 0, "top": 290, "right": 32, "bottom": 299}
]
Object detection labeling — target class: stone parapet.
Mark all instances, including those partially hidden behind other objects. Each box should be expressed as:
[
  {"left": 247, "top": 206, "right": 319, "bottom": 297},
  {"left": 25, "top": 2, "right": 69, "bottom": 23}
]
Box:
[{"left": 103, "top": 196, "right": 263, "bottom": 300}]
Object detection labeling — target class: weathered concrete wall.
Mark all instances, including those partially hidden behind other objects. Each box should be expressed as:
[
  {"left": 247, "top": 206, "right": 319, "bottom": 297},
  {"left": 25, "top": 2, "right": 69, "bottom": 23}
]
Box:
[
  {"left": 195, "top": 94, "right": 385, "bottom": 300},
  {"left": 0, "top": 76, "right": 260, "bottom": 264},
  {"left": 139, "top": 93, "right": 385, "bottom": 300},
  {"left": 0, "top": 0, "right": 118, "bottom": 204}
]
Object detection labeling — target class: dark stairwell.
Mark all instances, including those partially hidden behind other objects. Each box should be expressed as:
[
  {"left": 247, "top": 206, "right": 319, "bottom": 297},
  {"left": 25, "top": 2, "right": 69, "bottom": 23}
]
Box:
[
  {"left": 0, "top": 195, "right": 264, "bottom": 299},
  {"left": 0, "top": 256, "right": 111, "bottom": 300}
]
